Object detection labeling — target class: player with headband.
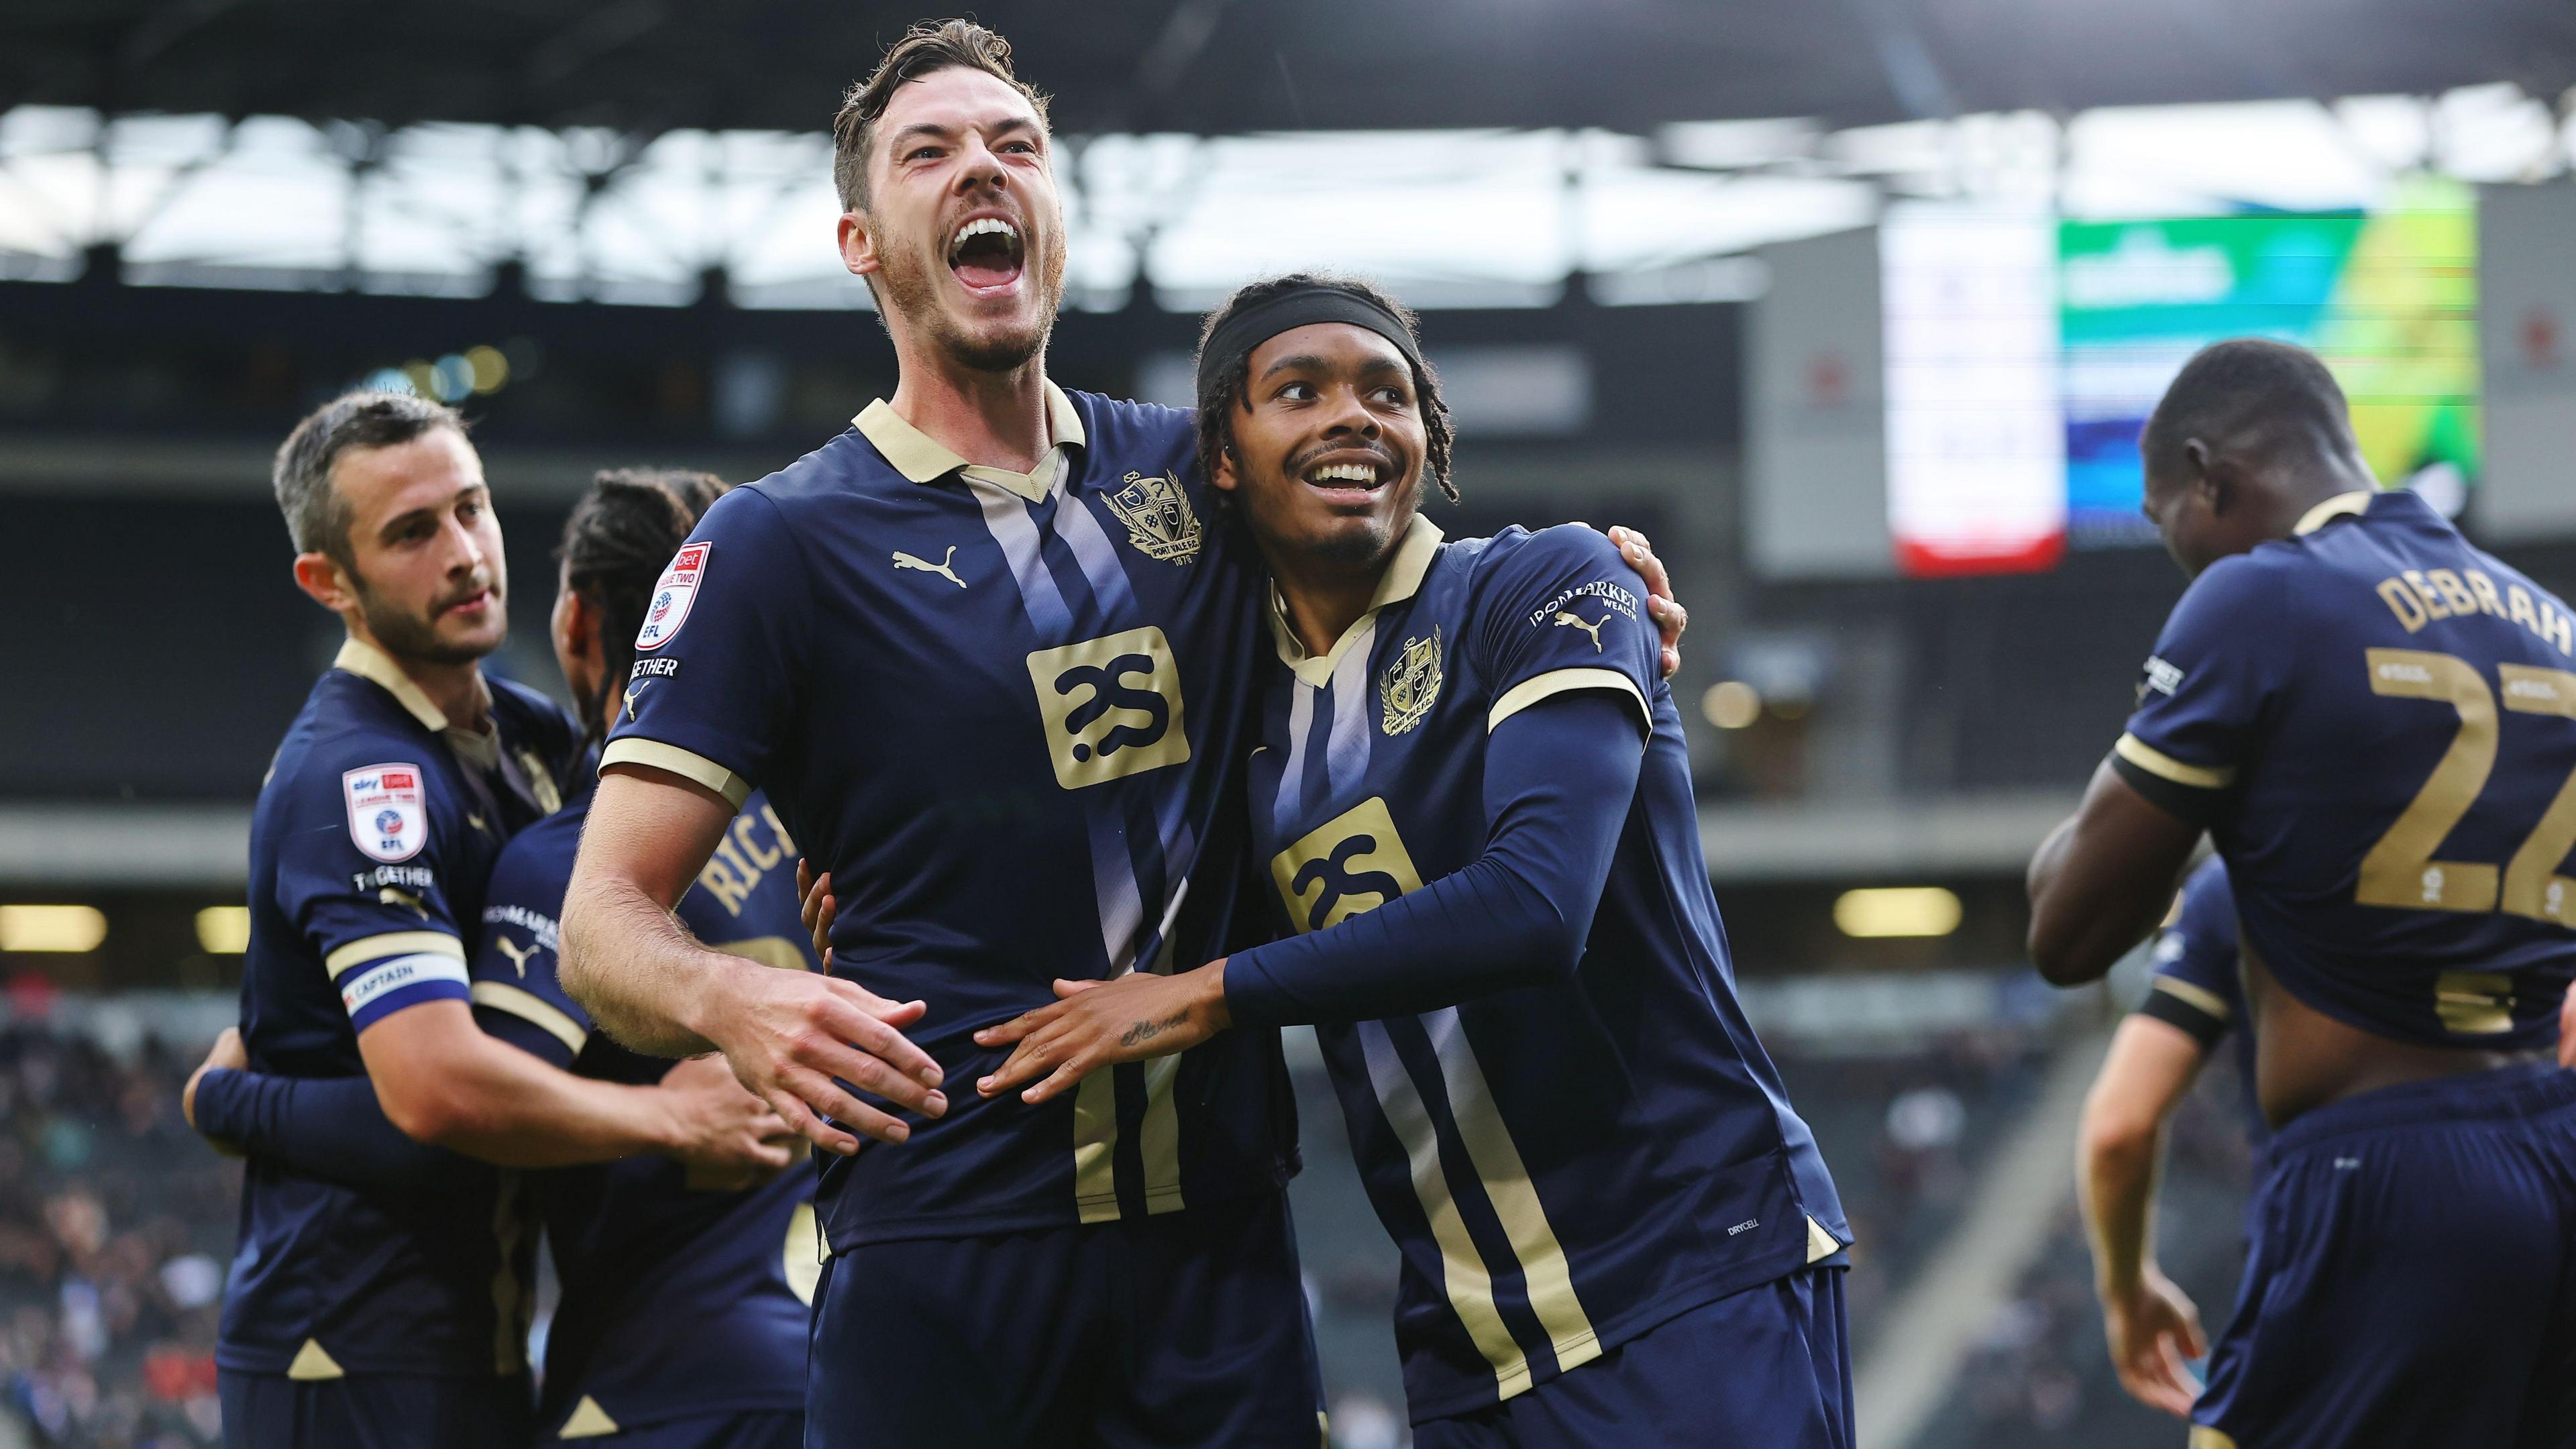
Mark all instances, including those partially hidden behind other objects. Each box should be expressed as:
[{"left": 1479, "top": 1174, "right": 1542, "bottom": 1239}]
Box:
[{"left": 975, "top": 274, "right": 1854, "bottom": 1447}]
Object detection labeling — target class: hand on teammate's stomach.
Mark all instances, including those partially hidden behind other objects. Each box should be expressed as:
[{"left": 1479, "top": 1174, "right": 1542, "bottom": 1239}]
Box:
[
  {"left": 973, "top": 965, "right": 1232, "bottom": 1105},
  {"left": 702, "top": 965, "right": 946, "bottom": 1156}
]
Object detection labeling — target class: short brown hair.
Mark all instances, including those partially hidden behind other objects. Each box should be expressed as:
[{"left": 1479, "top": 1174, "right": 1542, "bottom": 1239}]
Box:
[
  {"left": 272, "top": 390, "right": 468, "bottom": 568},
  {"left": 832, "top": 19, "right": 1051, "bottom": 215}
]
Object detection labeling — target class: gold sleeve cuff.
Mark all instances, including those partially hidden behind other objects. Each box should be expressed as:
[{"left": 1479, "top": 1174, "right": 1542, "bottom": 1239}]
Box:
[
  {"left": 469, "top": 981, "right": 590, "bottom": 1055},
  {"left": 1488, "top": 668, "right": 1652, "bottom": 737},
  {"left": 600, "top": 738, "right": 753, "bottom": 808},
  {"left": 2152, "top": 975, "right": 2233, "bottom": 1021},
  {"left": 2113, "top": 733, "right": 2236, "bottom": 790},
  {"left": 325, "top": 930, "right": 464, "bottom": 980}
]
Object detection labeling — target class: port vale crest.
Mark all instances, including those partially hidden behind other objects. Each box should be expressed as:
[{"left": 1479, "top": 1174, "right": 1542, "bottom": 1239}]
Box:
[
  {"left": 1380, "top": 628, "right": 1442, "bottom": 735},
  {"left": 1105, "top": 472, "right": 1203, "bottom": 564}
]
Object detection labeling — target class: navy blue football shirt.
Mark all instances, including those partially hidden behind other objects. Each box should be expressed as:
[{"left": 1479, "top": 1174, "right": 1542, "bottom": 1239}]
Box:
[
  {"left": 468, "top": 763, "right": 816, "bottom": 1440},
  {"left": 2142, "top": 855, "right": 2267, "bottom": 1157},
  {"left": 1230, "top": 521, "right": 1848, "bottom": 1419},
  {"left": 602, "top": 384, "right": 1294, "bottom": 1250},
  {"left": 223, "top": 637, "right": 578, "bottom": 1380},
  {"left": 2113, "top": 488, "right": 2576, "bottom": 1050}
]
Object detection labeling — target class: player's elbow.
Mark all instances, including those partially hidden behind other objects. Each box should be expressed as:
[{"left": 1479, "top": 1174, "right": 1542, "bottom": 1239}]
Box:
[
  {"left": 2027, "top": 908, "right": 2108, "bottom": 987},
  {"left": 555, "top": 875, "right": 615, "bottom": 1010},
  {"left": 2078, "top": 1090, "right": 2161, "bottom": 1177},
  {"left": 376, "top": 1077, "right": 480, "bottom": 1148}
]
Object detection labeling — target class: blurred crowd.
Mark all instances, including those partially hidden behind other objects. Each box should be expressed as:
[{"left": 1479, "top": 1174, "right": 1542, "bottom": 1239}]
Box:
[
  {"left": 0, "top": 981, "right": 2228, "bottom": 1449},
  {"left": 0, "top": 986, "right": 238, "bottom": 1449},
  {"left": 1919, "top": 1044, "right": 2257, "bottom": 1449}
]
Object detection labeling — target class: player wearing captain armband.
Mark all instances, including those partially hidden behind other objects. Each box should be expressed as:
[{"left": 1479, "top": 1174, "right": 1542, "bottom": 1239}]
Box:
[
  {"left": 971, "top": 275, "right": 1853, "bottom": 1448},
  {"left": 2029, "top": 339, "right": 2576, "bottom": 1449},
  {"left": 186, "top": 399, "right": 788, "bottom": 1449}
]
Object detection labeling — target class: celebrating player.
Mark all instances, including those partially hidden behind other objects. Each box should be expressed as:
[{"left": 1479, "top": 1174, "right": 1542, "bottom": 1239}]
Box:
[
  {"left": 558, "top": 22, "right": 1685, "bottom": 1446},
  {"left": 466, "top": 470, "right": 821, "bottom": 1448},
  {"left": 970, "top": 274, "right": 1851, "bottom": 1446},
  {"left": 2076, "top": 855, "right": 2262, "bottom": 1418},
  {"left": 190, "top": 395, "right": 788, "bottom": 1448},
  {"left": 2028, "top": 339, "right": 2576, "bottom": 1448}
]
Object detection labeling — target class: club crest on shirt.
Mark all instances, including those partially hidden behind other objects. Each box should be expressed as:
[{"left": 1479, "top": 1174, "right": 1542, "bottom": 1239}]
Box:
[
  {"left": 343, "top": 763, "right": 427, "bottom": 863},
  {"left": 1104, "top": 472, "right": 1202, "bottom": 565},
  {"left": 635, "top": 541, "right": 710, "bottom": 651},
  {"left": 1380, "top": 628, "right": 1443, "bottom": 736}
]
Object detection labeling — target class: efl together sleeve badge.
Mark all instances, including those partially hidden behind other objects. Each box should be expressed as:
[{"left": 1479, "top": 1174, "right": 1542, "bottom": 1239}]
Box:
[
  {"left": 343, "top": 763, "right": 428, "bottom": 863},
  {"left": 636, "top": 541, "right": 710, "bottom": 651}
]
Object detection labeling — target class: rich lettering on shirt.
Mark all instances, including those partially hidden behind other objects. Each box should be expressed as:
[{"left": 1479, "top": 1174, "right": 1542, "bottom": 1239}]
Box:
[{"left": 696, "top": 804, "right": 796, "bottom": 916}]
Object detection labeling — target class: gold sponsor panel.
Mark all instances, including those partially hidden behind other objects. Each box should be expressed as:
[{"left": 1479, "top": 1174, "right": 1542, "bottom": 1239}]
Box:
[
  {"left": 1026, "top": 627, "right": 1193, "bottom": 790},
  {"left": 1270, "top": 797, "right": 1426, "bottom": 934}
]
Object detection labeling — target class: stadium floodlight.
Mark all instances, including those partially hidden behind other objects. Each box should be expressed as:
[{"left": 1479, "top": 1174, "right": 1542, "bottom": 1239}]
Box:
[
  {"left": 1833, "top": 887, "right": 1962, "bottom": 939},
  {"left": 0, "top": 904, "right": 109, "bottom": 953},
  {"left": 1701, "top": 680, "right": 1762, "bottom": 730},
  {"left": 196, "top": 906, "right": 252, "bottom": 955}
]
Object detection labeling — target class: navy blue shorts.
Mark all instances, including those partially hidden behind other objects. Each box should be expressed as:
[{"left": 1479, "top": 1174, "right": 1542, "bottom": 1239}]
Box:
[
  {"left": 218, "top": 1369, "right": 532, "bottom": 1449},
  {"left": 1411, "top": 1267, "right": 1853, "bottom": 1449},
  {"left": 806, "top": 1189, "right": 1322, "bottom": 1448},
  {"left": 543, "top": 1408, "right": 800, "bottom": 1448},
  {"left": 2192, "top": 1061, "right": 2576, "bottom": 1449}
]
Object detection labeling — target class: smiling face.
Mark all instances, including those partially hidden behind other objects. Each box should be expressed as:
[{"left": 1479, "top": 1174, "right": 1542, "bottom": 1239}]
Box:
[
  {"left": 841, "top": 66, "right": 1066, "bottom": 374},
  {"left": 325, "top": 429, "right": 508, "bottom": 665},
  {"left": 1214, "top": 322, "right": 1428, "bottom": 574}
]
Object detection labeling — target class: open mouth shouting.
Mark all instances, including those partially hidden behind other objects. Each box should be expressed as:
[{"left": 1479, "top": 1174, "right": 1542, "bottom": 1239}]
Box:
[{"left": 946, "top": 213, "right": 1027, "bottom": 296}]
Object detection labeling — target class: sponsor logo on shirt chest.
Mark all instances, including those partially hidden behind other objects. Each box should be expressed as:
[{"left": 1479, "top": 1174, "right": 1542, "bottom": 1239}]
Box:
[{"left": 1026, "top": 628, "right": 1193, "bottom": 789}]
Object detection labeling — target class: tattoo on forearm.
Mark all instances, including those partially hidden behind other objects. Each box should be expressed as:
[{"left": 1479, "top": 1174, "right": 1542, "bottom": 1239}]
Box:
[{"left": 1120, "top": 1010, "right": 1189, "bottom": 1048}]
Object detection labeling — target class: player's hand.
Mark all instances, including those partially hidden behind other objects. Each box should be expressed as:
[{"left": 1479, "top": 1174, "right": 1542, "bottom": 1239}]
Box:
[
  {"left": 2100, "top": 1266, "right": 2207, "bottom": 1418},
  {"left": 1605, "top": 525, "right": 1687, "bottom": 679},
  {"left": 795, "top": 858, "right": 836, "bottom": 969},
  {"left": 182, "top": 1026, "right": 249, "bottom": 1134},
  {"left": 700, "top": 963, "right": 946, "bottom": 1157},
  {"left": 972, "top": 964, "right": 1232, "bottom": 1106},
  {"left": 656, "top": 1052, "right": 798, "bottom": 1189}
]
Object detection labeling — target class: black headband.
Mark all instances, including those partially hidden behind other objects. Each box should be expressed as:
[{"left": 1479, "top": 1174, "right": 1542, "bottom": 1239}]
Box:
[{"left": 1195, "top": 286, "right": 1425, "bottom": 402}]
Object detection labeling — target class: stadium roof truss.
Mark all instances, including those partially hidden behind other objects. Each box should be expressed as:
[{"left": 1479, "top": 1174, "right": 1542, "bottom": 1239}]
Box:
[{"left": 1, "top": 1, "right": 2573, "bottom": 309}]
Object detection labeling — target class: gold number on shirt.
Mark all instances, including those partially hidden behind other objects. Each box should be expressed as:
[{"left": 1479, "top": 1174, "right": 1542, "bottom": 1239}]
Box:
[
  {"left": 2499, "top": 665, "right": 2576, "bottom": 926},
  {"left": 2358, "top": 651, "right": 2576, "bottom": 924},
  {"left": 2358, "top": 649, "right": 2498, "bottom": 912}
]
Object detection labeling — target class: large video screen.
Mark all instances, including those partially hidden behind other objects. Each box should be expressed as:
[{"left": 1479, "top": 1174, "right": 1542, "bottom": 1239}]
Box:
[{"left": 1884, "top": 180, "right": 2478, "bottom": 574}]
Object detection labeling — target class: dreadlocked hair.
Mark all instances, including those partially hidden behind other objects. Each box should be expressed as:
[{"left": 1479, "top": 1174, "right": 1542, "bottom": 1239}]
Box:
[
  {"left": 557, "top": 468, "right": 731, "bottom": 738},
  {"left": 1191, "top": 272, "right": 1456, "bottom": 525}
]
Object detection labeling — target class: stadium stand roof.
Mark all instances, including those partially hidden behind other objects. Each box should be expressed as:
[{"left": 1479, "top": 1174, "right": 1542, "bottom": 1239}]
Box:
[{"left": 8, "top": 0, "right": 2576, "bottom": 139}]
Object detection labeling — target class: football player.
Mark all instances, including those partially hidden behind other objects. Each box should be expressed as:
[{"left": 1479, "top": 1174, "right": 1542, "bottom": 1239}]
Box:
[
  {"left": 186, "top": 396, "right": 785, "bottom": 1448},
  {"left": 2076, "top": 855, "right": 2263, "bottom": 1417},
  {"left": 971, "top": 274, "right": 1852, "bottom": 1446},
  {"left": 2029, "top": 338, "right": 2576, "bottom": 1448},
  {"left": 558, "top": 23, "right": 1685, "bottom": 1447}
]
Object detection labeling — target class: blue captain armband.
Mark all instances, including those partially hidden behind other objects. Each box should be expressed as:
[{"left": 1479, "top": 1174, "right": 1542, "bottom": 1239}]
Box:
[{"left": 327, "top": 930, "right": 471, "bottom": 1032}]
